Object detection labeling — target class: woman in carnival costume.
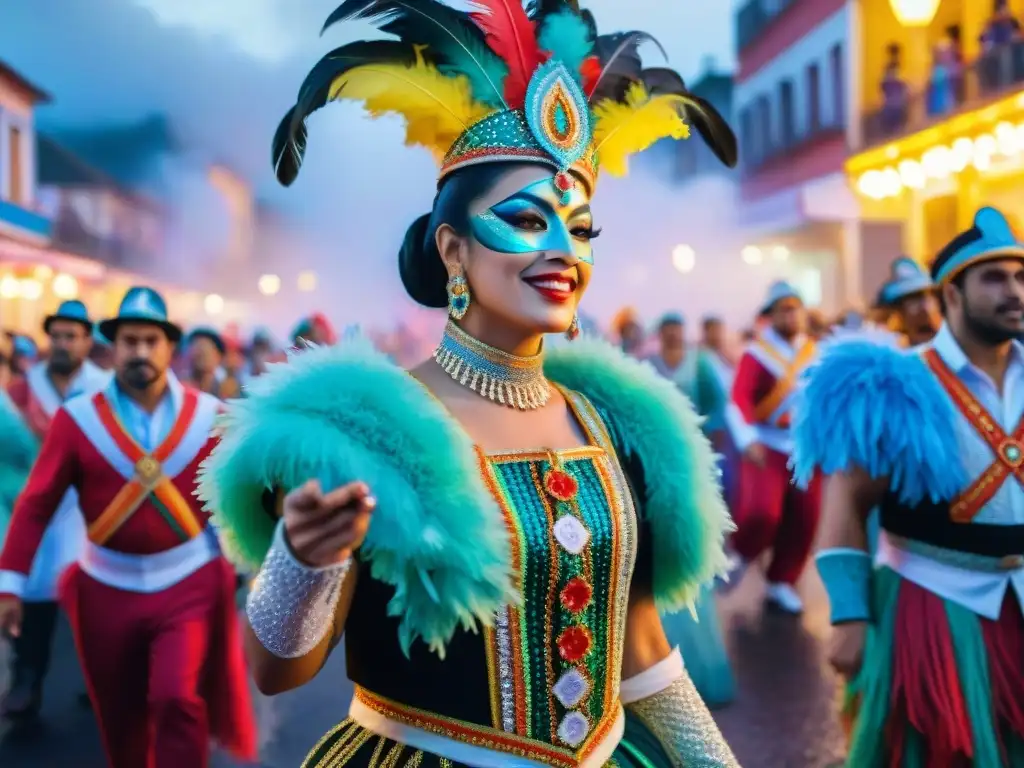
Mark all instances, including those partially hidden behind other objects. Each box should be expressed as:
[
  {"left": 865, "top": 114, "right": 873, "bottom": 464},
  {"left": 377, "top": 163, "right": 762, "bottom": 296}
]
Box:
[
  {"left": 198, "top": 1, "right": 741, "bottom": 766},
  {"left": 794, "top": 207, "right": 1024, "bottom": 766}
]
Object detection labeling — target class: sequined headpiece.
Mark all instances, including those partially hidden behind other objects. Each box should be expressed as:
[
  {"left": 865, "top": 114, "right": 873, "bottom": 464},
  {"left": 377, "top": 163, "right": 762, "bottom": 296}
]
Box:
[{"left": 272, "top": 0, "right": 737, "bottom": 195}]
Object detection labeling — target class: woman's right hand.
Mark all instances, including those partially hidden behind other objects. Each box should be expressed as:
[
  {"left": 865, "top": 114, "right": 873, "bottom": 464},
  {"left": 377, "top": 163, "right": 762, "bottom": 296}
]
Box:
[{"left": 282, "top": 480, "right": 375, "bottom": 568}]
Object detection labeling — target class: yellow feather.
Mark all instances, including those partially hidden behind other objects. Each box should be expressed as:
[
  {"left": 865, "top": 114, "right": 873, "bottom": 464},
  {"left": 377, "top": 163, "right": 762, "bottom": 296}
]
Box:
[
  {"left": 329, "top": 55, "right": 494, "bottom": 160},
  {"left": 591, "top": 82, "right": 691, "bottom": 177}
]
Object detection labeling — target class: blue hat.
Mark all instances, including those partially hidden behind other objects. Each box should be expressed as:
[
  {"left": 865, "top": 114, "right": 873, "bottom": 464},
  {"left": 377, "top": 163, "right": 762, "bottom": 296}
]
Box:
[
  {"left": 931, "top": 206, "right": 1024, "bottom": 284},
  {"left": 186, "top": 326, "right": 226, "bottom": 355},
  {"left": 658, "top": 312, "right": 685, "bottom": 329},
  {"left": 12, "top": 334, "right": 37, "bottom": 358},
  {"left": 761, "top": 280, "right": 802, "bottom": 315},
  {"left": 43, "top": 299, "right": 93, "bottom": 334},
  {"left": 876, "top": 257, "right": 934, "bottom": 307},
  {"left": 98, "top": 286, "right": 182, "bottom": 343}
]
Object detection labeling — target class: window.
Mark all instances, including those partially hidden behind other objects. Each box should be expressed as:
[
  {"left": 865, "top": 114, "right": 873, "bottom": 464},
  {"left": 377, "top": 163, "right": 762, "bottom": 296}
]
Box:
[
  {"left": 779, "top": 80, "right": 796, "bottom": 147},
  {"left": 830, "top": 43, "right": 844, "bottom": 125},
  {"left": 758, "top": 95, "right": 772, "bottom": 157},
  {"left": 7, "top": 125, "right": 23, "bottom": 204},
  {"left": 740, "top": 107, "right": 755, "bottom": 166},
  {"left": 807, "top": 63, "right": 821, "bottom": 131}
]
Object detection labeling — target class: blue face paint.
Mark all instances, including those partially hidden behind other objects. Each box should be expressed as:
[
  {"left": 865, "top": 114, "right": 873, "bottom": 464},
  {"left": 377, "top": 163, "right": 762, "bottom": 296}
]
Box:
[{"left": 470, "top": 176, "right": 596, "bottom": 264}]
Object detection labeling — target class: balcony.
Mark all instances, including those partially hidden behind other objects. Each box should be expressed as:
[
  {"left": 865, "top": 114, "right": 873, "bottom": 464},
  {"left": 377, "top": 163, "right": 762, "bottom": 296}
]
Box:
[
  {"left": 50, "top": 208, "right": 154, "bottom": 269},
  {"left": 0, "top": 198, "right": 52, "bottom": 241},
  {"left": 861, "top": 42, "right": 1024, "bottom": 150},
  {"left": 736, "top": 0, "right": 797, "bottom": 52},
  {"left": 744, "top": 116, "right": 846, "bottom": 175}
]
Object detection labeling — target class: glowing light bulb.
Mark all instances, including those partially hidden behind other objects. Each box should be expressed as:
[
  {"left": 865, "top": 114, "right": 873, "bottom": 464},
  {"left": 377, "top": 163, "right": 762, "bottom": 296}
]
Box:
[
  {"left": 258, "top": 274, "right": 281, "bottom": 296},
  {"left": 297, "top": 270, "right": 317, "bottom": 291},
  {"left": 204, "top": 293, "right": 224, "bottom": 314},
  {"left": 0, "top": 275, "right": 20, "bottom": 298},
  {"left": 671, "top": 245, "right": 695, "bottom": 273},
  {"left": 741, "top": 246, "right": 763, "bottom": 265},
  {"left": 52, "top": 273, "right": 78, "bottom": 299}
]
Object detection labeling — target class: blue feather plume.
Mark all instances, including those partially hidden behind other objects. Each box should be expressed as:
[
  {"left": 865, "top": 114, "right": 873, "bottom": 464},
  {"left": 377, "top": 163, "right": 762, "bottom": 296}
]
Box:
[
  {"left": 791, "top": 339, "right": 966, "bottom": 505},
  {"left": 537, "top": 9, "right": 594, "bottom": 85}
]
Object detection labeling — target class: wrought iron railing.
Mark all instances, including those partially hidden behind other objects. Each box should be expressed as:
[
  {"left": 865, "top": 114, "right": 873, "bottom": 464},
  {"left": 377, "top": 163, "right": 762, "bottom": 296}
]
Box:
[{"left": 861, "top": 41, "right": 1024, "bottom": 149}]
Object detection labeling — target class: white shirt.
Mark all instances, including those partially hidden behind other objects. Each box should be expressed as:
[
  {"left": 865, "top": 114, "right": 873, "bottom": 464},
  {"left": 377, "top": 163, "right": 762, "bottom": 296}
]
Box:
[
  {"left": 877, "top": 323, "right": 1024, "bottom": 618},
  {"left": 107, "top": 372, "right": 183, "bottom": 451},
  {"left": 729, "top": 327, "right": 812, "bottom": 455}
]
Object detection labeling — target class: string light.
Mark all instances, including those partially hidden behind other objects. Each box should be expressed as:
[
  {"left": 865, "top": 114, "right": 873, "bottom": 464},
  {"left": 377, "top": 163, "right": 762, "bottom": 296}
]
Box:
[
  {"left": 741, "top": 246, "right": 763, "bottom": 265},
  {"left": 52, "top": 273, "right": 78, "bottom": 299},
  {"left": 204, "top": 293, "right": 224, "bottom": 314},
  {"left": 258, "top": 274, "right": 281, "bottom": 296},
  {"left": 671, "top": 245, "right": 695, "bottom": 273},
  {"left": 297, "top": 270, "right": 317, "bottom": 291}
]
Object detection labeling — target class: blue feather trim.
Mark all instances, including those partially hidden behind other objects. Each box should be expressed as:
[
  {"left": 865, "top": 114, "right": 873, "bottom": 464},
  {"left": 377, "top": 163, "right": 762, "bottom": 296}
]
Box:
[
  {"left": 0, "top": 394, "right": 38, "bottom": 541},
  {"left": 198, "top": 338, "right": 516, "bottom": 658},
  {"left": 545, "top": 338, "right": 734, "bottom": 613},
  {"left": 791, "top": 339, "right": 965, "bottom": 504}
]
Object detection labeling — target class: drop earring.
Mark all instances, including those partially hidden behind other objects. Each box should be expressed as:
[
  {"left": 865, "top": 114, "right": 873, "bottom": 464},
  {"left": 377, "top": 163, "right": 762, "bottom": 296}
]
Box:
[
  {"left": 565, "top": 313, "right": 580, "bottom": 341},
  {"left": 446, "top": 271, "right": 470, "bottom": 320}
]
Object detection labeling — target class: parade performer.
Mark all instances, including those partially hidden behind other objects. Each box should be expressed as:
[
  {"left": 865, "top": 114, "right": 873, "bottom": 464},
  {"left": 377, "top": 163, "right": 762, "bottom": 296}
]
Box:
[
  {"left": 727, "top": 280, "right": 819, "bottom": 613},
  {"left": 700, "top": 316, "right": 738, "bottom": 502},
  {"left": 199, "top": 1, "right": 741, "bottom": 765},
  {"left": 0, "top": 332, "right": 36, "bottom": 544},
  {"left": 874, "top": 255, "right": 941, "bottom": 348},
  {"left": 795, "top": 206, "right": 1024, "bottom": 766},
  {"left": 646, "top": 313, "right": 735, "bottom": 708},
  {"left": 183, "top": 326, "right": 242, "bottom": 400},
  {"left": 2, "top": 300, "right": 109, "bottom": 720},
  {"left": 0, "top": 287, "right": 257, "bottom": 768}
]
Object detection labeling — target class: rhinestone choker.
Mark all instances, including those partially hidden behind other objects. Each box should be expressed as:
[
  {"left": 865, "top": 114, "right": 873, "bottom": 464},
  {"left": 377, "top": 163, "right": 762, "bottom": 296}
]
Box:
[{"left": 433, "top": 321, "right": 551, "bottom": 410}]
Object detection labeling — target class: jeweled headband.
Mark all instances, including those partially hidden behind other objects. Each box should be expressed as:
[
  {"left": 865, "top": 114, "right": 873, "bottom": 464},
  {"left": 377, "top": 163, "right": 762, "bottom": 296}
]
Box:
[{"left": 271, "top": 0, "right": 738, "bottom": 193}]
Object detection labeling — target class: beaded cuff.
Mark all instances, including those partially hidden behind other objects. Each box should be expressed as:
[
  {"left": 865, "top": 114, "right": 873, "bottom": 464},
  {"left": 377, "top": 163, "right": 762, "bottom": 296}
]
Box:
[
  {"left": 814, "top": 548, "right": 873, "bottom": 625},
  {"left": 626, "top": 669, "right": 740, "bottom": 768},
  {"left": 246, "top": 520, "right": 352, "bottom": 659}
]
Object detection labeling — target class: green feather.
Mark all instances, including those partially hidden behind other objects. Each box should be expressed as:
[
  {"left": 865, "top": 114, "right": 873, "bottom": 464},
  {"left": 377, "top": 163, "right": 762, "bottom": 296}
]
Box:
[
  {"left": 544, "top": 338, "right": 734, "bottom": 613},
  {"left": 537, "top": 9, "right": 594, "bottom": 85}
]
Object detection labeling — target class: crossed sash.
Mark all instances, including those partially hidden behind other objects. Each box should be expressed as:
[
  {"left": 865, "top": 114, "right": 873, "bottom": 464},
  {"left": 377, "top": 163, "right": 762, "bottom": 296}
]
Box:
[
  {"left": 924, "top": 348, "right": 1024, "bottom": 522},
  {"left": 87, "top": 390, "right": 204, "bottom": 545},
  {"left": 752, "top": 339, "right": 817, "bottom": 427}
]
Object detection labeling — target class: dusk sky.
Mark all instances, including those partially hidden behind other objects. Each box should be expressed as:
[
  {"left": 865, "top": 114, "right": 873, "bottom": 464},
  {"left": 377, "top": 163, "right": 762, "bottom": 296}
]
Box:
[{"left": 0, "top": 0, "right": 784, "bottom": 333}]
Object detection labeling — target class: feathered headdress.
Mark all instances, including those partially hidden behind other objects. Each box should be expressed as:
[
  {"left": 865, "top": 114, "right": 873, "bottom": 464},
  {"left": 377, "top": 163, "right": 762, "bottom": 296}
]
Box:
[{"left": 273, "top": 0, "right": 737, "bottom": 193}]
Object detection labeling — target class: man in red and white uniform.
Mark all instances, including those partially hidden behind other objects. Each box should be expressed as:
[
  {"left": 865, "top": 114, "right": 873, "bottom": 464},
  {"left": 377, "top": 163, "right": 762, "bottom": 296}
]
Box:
[
  {"left": 2, "top": 300, "right": 109, "bottom": 720},
  {"left": 0, "top": 286, "right": 256, "bottom": 767},
  {"left": 726, "top": 280, "right": 820, "bottom": 613}
]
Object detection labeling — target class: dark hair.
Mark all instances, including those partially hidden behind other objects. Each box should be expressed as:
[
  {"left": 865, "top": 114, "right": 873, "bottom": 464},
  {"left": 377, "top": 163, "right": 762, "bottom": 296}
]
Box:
[
  {"left": 399, "top": 163, "right": 530, "bottom": 308},
  {"left": 938, "top": 271, "right": 966, "bottom": 316}
]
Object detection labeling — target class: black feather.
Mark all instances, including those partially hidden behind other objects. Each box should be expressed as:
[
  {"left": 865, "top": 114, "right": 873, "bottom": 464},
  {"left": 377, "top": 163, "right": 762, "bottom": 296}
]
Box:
[
  {"left": 679, "top": 92, "right": 739, "bottom": 168},
  {"left": 271, "top": 40, "right": 418, "bottom": 186},
  {"left": 589, "top": 31, "right": 665, "bottom": 102},
  {"left": 638, "top": 68, "right": 737, "bottom": 168},
  {"left": 321, "top": 0, "right": 507, "bottom": 106}
]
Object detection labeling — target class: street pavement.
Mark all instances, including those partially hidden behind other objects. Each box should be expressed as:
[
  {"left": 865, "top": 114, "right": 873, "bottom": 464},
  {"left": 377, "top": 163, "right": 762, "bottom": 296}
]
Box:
[{"left": 0, "top": 569, "right": 846, "bottom": 767}]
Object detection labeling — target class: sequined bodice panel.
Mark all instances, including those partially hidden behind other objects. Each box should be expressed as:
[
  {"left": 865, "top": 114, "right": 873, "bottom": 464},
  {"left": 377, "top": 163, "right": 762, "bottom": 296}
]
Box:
[
  {"left": 343, "top": 390, "right": 638, "bottom": 766},
  {"left": 480, "top": 445, "right": 638, "bottom": 756}
]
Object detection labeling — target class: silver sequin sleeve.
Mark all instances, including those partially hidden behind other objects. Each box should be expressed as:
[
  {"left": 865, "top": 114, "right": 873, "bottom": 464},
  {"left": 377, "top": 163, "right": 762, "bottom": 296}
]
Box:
[
  {"left": 245, "top": 520, "right": 352, "bottom": 659},
  {"left": 626, "top": 669, "right": 741, "bottom": 768}
]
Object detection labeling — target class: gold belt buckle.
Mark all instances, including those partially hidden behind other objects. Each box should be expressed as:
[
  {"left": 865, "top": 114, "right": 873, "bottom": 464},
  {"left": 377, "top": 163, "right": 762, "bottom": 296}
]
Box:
[
  {"left": 135, "top": 455, "right": 162, "bottom": 488},
  {"left": 997, "top": 554, "right": 1024, "bottom": 571}
]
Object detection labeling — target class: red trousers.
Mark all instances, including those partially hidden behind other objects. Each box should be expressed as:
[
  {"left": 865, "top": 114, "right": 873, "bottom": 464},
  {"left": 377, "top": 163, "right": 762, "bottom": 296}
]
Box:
[
  {"left": 731, "top": 446, "right": 821, "bottom": 585},
  {"left": 60, "top": 557, "right": 257, "bottom": 768}
]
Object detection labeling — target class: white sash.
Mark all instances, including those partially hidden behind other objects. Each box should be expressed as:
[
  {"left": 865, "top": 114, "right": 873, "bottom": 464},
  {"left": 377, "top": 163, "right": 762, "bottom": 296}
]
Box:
[
  {"left": 64, "top": 390, "right": 219, "bottom": 481},
  {"left": 26, "top": 361, "right": 111, "bottom": 418}
]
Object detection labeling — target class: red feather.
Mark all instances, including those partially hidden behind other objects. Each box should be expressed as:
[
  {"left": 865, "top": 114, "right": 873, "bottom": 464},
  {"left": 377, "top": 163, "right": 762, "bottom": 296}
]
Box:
[
  {"left": 580, "top": 56, "right": 601, "bottom": 95},
  {"left": 470, "top": 0, "right": 542, "bottom": 107}
]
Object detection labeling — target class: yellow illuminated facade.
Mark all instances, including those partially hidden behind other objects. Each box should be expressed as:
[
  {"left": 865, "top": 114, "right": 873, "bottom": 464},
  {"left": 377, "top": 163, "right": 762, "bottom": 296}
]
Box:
[{"left": 847, "top": 0, "right": 1024, "bottom": 265}]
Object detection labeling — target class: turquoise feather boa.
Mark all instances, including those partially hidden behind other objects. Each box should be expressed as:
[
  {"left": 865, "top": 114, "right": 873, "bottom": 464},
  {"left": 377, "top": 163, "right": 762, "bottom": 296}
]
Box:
[
  {"left": 0, "top": 394, "right": 39, "bottom": 541},
  {"left": 545, "top": 339, "right": 733, "bottom": 614},
  {"left": 791, "top": 339, "right": 964, "bottom": 504},
  {"left": 199, "top": 335, "right": 731, "bottom": 656}
]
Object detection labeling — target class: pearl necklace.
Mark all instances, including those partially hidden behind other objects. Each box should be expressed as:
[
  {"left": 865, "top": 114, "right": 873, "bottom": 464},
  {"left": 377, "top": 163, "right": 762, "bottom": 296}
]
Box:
[{"left": 433, "top": 321, "right": 551, "bottom": 410}]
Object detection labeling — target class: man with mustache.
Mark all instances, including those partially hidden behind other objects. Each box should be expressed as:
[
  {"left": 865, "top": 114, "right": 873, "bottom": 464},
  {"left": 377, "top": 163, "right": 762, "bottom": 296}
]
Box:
[
  {"left": 2, "top": 299, "right": 108, "bottom": 721},
  {"left": 726, "top": 281, "right": 820, "bottom": 614},
  {"left": 0, "top": 287, "right": 256, "bottom": 767},
  {"left": 795, "top": 207, "right": 1024, "bottom": 764}
]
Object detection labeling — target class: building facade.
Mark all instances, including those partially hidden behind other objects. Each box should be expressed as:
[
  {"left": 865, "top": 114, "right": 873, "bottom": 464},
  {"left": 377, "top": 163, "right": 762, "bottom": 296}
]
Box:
[
  {"left": 733, "top": 0, "right": 893, "bottom": 312},
  {"left": 846, "top": 0, "right": 1024, "bottom": 276}
]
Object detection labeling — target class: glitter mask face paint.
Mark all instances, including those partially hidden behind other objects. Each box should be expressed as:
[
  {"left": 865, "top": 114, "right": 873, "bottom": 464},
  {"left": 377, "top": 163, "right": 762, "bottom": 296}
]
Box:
[{"left": 470, "top": 177, "right": 595, "bottom": 265}]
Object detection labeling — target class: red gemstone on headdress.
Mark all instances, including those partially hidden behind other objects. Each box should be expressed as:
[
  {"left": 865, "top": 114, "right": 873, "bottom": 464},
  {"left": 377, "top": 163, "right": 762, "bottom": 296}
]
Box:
[
  {"left": 554, "top": 172, "right": 573, "bottom": 192},
  {"left": 545, "top": 469, "right": 578, "bottom": 501}
]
